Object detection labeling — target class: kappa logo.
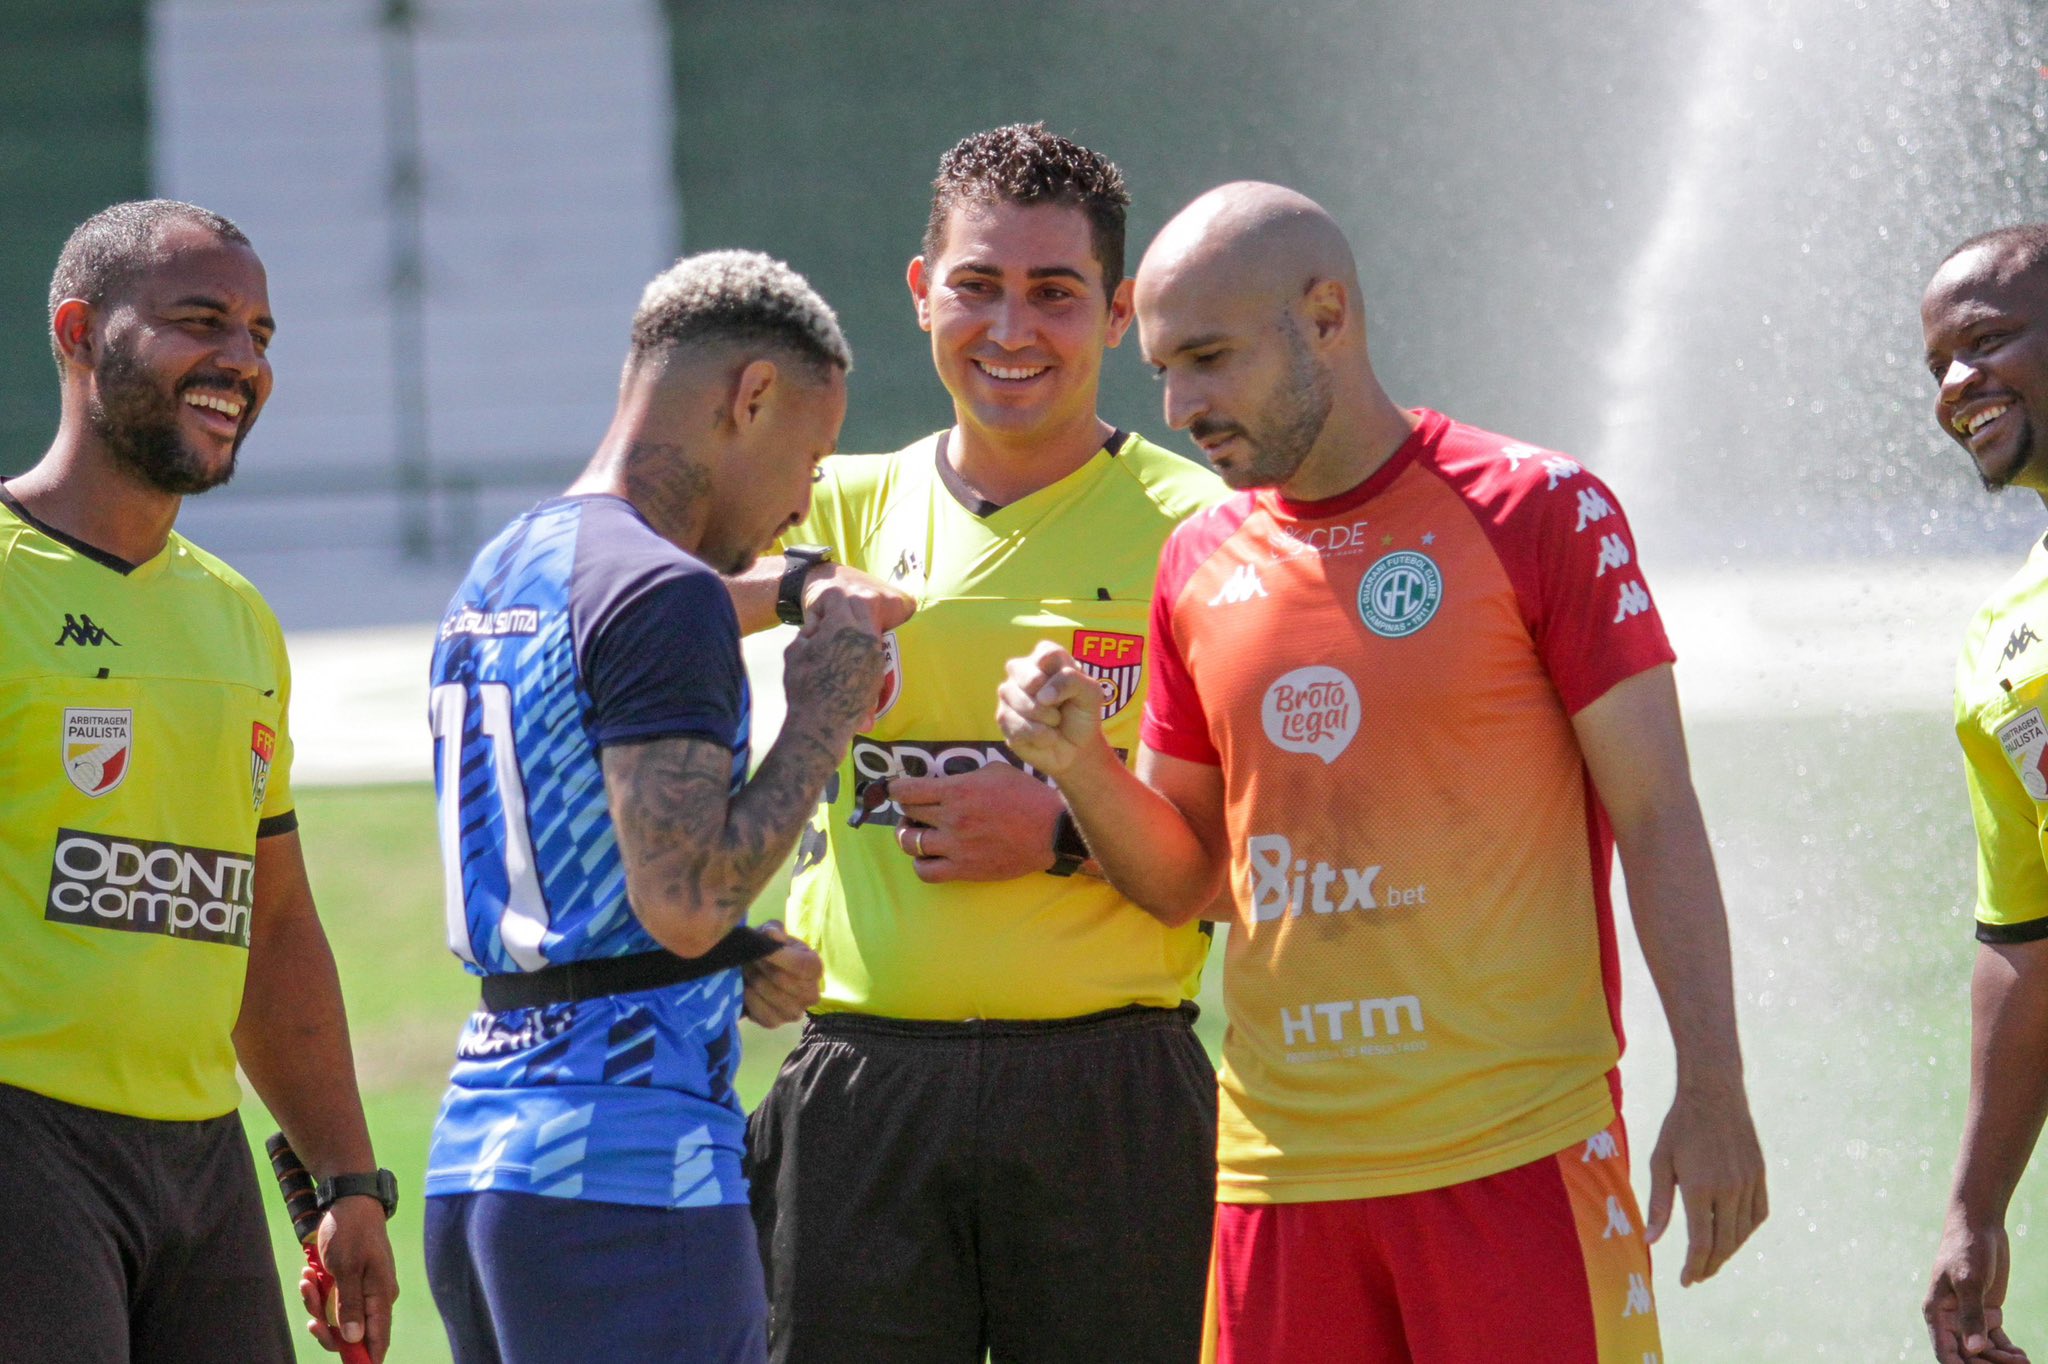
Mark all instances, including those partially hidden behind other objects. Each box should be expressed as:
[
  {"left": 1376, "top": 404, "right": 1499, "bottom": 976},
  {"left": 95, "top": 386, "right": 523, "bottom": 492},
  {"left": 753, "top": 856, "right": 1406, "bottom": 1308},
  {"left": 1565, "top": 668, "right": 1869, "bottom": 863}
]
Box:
[
  {"left": 54, "top": 613, "right": 120, "bottom": 647},
  {"left": 1357, "top": 551, "right": 1443, "bottom": 638},
  {"left": 1996, "top": 708, "right": 2048, "bottom": 802},
  {"left": 1261, "top": 667, "right": 1359, "bottom": 764},
  {"left": 1071, "top": 629, "right": 1144, "bottom": 719},
  {"left": 62, "top": 708, "right": 132, "bottom": 798},
  {"left": 888, "top": 548, "right": 923, "bottom": 584},
  {"left": 2004, "top": 623, "right": 2041, "bottom": 666},
  {"left": 250, "top": 722, "right": 276, "bottom": 814},
  {"left": 1207, "top": 563, "right": 1268, "bottom": 606}
]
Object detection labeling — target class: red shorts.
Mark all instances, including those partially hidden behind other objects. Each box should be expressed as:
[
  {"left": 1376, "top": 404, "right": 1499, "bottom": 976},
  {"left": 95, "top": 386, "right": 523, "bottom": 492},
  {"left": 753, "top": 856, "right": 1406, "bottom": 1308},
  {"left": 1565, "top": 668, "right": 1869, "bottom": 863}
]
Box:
[{"left": 1205, "top": 1120, "right": 1662, "bottom": 1364}]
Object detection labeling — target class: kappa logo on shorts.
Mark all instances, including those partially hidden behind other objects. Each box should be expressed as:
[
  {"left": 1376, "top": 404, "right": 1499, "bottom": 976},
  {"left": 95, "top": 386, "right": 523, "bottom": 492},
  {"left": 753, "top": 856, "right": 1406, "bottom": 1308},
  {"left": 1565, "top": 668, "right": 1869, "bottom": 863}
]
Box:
[
  {"left": 1357, "top": 551, "right": 1443, "bottom": 638},
  {"left": 1997, "top": 708, "right": 2048, "bottom": 802},
  {"left": 250, "top": 722, "right": 277, "bottom": 814},
  {"left": 1071, "top": 629, "right": 1144, "bottom": 719},
  {"left": 62, "top": 707, "right": 132, "bottom": 798}
]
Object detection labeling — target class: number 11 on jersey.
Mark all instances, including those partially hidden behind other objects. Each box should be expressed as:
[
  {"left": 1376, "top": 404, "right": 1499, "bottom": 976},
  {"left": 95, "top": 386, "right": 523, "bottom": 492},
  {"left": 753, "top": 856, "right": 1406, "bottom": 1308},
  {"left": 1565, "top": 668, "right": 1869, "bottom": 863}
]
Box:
[{"left": 429, "top": 681, "right": 552, "bottom": 971}]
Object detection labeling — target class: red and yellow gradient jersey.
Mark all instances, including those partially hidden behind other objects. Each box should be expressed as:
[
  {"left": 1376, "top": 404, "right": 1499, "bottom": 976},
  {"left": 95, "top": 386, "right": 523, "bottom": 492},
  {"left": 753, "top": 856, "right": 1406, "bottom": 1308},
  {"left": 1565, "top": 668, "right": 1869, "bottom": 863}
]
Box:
[{"left": 1142, "top": 410, "right": 1675, "bottom": 1203}]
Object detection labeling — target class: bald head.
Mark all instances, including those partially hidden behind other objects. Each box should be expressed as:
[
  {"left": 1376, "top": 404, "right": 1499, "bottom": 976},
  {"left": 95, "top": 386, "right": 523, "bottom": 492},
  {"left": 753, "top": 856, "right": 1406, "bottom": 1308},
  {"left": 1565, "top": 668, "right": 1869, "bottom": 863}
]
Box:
[
  {"left": 1136, "top": 182, "right": 1410, "bottom": 498},
  {"left": 1139, "top": 182, "right": 1362, "bottom": 321}
]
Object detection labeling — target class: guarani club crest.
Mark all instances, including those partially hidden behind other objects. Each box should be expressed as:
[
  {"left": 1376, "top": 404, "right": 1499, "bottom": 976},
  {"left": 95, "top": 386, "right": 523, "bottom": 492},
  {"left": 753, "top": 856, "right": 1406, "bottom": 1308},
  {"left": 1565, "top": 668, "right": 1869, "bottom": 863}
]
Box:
[
  {"left": 63, "top": 707, "right": 132, "bottom": 797},
  {"left": 1072, "top": 629, "right": 1144, "bottom": 719},
  {"left": 1358, "top": 551, "right": 1444, "bottom": 638},
  {"left": 250, "top": 722, "right": 277, "bottom": 814}
]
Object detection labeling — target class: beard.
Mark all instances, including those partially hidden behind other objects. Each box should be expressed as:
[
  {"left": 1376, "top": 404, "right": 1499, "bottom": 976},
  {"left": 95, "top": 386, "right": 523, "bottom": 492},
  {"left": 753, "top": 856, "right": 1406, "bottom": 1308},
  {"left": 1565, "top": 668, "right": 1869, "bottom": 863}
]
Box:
[
  {"left": 1190, "top": 322, "right": 1334, "bottom": 491},
  {"left": 88, "top": 335, "right": 248, "bottom": 496},
  {"left": 1974, "top": 419, "right": 2039, "bottom": 499}
]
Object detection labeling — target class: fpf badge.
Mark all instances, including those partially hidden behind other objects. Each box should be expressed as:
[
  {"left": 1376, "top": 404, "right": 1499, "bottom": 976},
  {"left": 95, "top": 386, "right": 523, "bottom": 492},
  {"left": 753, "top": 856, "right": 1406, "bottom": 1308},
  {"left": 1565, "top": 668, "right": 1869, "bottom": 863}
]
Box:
[
  {"left": 1072, "top": 630, "right": 1144, "bottom": 719},
  {"left": 251, "top": 722, "right": 277, "bottom": 814},
  {"left": 1996, "top": 707, "right": 2048, "bottom": 802}
]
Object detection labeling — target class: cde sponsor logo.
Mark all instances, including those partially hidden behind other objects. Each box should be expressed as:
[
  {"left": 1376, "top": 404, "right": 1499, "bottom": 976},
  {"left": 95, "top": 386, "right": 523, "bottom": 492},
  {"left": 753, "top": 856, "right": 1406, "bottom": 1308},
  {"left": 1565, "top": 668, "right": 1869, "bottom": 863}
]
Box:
[
  {"left": 1261, "top": 667, "right": 1359, "bottom": 764},
  {"left": 1246, "top": 832, "right": 1426, "bottom": 922},
  {"left": 45, "top": 828, "right": 254, "bottom": 948},
  {"left": 1268, "top": 520, "right": 1377, "bottom": 561}
]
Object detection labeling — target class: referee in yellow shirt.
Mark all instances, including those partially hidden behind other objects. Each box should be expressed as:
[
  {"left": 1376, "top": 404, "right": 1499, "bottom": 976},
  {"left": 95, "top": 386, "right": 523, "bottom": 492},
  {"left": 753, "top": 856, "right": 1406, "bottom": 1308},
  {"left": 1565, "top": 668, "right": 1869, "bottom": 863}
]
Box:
[{"left": 730, "top": 125, "right": 1226, "bottom": 1363}]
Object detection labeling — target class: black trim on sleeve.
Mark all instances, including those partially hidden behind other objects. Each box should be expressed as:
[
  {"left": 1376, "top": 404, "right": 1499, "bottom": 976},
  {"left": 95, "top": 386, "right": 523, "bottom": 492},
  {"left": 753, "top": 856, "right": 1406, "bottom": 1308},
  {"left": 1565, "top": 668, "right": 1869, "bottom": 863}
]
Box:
[
  {"left": 256, "top": 811, "right": 300, "bottom": 839},
  {"left": 1976, "top": 916, "right": 2048, "bottom": 945}
]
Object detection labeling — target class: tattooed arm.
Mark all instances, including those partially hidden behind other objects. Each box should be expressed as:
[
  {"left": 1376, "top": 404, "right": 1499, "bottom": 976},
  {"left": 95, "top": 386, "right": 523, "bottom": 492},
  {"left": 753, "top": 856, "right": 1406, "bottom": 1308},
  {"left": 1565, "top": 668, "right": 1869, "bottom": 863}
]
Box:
[{"left": 602, "top": 588, "right": 886, "bottom": 956}]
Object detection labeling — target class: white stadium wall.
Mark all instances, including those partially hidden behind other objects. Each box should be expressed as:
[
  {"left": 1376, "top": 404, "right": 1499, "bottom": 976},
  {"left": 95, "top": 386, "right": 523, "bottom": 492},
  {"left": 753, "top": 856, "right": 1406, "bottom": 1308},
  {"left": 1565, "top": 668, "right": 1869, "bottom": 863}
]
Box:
[{"left": 151, "top": 0, "right": 678, "bottom": 573}]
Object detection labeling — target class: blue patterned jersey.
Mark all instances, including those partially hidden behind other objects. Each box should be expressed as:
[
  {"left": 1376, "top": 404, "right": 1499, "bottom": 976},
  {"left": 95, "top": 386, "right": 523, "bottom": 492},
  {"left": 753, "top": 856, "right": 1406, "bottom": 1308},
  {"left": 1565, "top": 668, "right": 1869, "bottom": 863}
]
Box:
[{"left": 423, "top": 495, "right": 753, "bottom": 1208}]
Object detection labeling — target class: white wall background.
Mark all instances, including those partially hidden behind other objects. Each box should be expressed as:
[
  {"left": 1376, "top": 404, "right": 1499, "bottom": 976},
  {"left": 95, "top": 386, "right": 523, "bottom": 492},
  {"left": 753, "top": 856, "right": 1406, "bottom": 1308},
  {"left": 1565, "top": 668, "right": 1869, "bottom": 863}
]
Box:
[{"left": 148, "top": 0, "right": 678, "bottom": 621}]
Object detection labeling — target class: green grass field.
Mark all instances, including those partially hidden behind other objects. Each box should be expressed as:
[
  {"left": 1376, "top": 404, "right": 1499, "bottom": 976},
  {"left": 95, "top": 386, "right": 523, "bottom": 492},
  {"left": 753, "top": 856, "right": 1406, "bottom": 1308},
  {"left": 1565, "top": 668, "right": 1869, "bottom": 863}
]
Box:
[{"left": 248, "top": 708, "right": 2043, "bottom": 1361}]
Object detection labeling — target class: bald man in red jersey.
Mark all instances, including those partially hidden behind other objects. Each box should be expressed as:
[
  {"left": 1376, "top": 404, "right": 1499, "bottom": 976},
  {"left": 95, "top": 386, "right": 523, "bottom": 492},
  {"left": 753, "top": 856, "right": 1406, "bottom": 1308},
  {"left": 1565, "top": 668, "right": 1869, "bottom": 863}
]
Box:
[{"left": 997, "top": 183, "right": 1767, "bottom": 1364}]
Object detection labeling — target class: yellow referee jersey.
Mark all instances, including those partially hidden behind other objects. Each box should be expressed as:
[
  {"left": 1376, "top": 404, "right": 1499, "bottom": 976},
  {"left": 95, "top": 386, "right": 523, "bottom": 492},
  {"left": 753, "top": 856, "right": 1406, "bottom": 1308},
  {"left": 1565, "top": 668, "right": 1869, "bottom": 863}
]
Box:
[
  {"left": 0, "top": 488, "right": 296, "bottom": 1120},
  {"left": 782, "top": 430, "right": 1225, "bottom": 1020},
  {"left": 1957, "top": 533, "right": 2048, "bottom": 944}
]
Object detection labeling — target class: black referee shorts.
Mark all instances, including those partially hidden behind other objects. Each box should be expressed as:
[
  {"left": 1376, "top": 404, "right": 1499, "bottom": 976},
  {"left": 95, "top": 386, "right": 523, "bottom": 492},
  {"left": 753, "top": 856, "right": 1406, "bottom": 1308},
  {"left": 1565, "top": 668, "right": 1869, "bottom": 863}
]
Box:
[
  {"left": 747, "top": 1003, "right": 1217, "bottom": 1364},
  {"left": 0, "top": 1082, "right": 293, "bottom": 1363}
]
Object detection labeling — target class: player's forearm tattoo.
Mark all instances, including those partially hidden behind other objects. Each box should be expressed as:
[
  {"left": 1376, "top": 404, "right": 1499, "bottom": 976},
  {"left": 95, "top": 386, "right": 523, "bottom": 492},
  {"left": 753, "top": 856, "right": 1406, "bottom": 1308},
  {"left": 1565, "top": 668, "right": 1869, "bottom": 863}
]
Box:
[
  {"left": 785, "top": 622, "right": 887, "bottom": 731},
  {"left": 603, "top": 683, "right": 859, "bottom": 938}
]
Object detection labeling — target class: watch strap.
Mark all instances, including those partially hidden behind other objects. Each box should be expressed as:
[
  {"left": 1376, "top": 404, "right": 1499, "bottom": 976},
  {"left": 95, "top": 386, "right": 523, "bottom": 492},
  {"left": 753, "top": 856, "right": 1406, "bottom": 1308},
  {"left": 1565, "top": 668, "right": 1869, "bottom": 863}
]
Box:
[
  {"left": 1046, "top": 808, "right": 1090, "bottom": 877},
  {"left": 315, "top": 1169, "right": 399, "bottom": 1220},
  {"left": 777, "top": 546, "right": 831, "bottom": 627}
]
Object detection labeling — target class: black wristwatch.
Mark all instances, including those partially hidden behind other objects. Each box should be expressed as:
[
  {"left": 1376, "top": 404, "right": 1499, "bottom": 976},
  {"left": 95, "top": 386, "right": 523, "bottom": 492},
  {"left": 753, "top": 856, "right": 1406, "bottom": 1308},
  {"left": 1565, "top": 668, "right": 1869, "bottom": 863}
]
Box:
[
  {"left": 777, "top": 545, "right": 832, "bottom": 626},
  {"left": 1046, "top": 809, "right": 1091, "bottom": 877},
  {"left": 315, "top": 1168, "right": 400, "bottom": 1220}
]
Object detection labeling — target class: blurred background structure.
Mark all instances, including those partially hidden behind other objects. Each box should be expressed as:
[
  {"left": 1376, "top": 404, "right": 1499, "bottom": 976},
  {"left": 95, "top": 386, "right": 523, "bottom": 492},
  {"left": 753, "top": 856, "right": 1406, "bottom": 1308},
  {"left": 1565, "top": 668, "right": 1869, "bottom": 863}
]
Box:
[{"left": 2, "top": 1, "right": 2045, "bottom": 1359}]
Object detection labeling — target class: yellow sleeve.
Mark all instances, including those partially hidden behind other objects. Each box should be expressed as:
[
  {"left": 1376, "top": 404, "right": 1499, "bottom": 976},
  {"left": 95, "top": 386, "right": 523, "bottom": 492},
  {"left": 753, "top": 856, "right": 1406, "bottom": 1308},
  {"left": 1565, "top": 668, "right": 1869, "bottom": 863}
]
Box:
[
  {"left": 1962, "top": 718, "right": 2048, "bottom": 940},
  {"left": 259, "top": 614, "right": 296, "bottom": 828},
  {"left": 776, "top": 447, "right": 905, "bottom": 574}
]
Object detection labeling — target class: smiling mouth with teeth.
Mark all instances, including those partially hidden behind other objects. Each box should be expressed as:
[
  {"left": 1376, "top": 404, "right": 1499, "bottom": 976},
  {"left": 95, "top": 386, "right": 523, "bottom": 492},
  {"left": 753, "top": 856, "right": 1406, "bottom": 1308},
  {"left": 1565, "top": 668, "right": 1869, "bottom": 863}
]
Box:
[
  {"left": 974, "top": 360, "right": 1048, "bottom": 382},
  {"left": 184, "top": 391, "right": 244, "bottom": 419}
]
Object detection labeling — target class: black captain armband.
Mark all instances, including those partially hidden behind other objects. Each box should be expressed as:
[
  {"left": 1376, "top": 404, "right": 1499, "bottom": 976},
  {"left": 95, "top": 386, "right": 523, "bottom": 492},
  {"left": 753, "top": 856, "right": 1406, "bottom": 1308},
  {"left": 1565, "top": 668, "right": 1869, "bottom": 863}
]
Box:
[{"left": 1046, "top": 809, "right": 1091, "bottom": 878}]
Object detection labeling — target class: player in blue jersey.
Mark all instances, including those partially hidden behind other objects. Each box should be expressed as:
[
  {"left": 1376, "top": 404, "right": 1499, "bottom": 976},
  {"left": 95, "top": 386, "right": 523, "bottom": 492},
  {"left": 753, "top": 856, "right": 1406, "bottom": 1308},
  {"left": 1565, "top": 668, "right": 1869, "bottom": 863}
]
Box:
[{"left": 421, "top": 250, "right": 897, "bottom": 1363}]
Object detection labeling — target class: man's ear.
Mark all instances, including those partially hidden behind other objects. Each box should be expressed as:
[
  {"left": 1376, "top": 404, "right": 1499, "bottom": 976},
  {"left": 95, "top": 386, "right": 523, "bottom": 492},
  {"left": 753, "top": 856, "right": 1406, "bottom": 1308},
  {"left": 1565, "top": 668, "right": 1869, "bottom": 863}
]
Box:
[
  {"left": 51, "top": 298, "right": 96, "bottom": 369},
  {"left": 1302, "top": 278, "right": 1349, "bottom": 346},
  {"left": 728, "top": 358, "right": 779, "bottom": 435},
  {"left": 1104, "top": 277, "right": 1136, "bottom": 349},
  {"left": 907, "top": 256, "right": 933, "bottom": 333}
]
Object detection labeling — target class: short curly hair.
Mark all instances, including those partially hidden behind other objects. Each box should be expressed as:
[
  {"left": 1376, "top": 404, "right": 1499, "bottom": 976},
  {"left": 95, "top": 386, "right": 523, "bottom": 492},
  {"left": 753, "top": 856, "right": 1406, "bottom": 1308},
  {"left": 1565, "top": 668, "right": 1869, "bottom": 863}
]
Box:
[
  {"left": 48, "top": 200, "right": 250, "bottom": 372},
  {"left": 922, "top": 123, "right": 1130, "bottom": 297},
  {"left": 630, "top": 249, "right": 850, "bottom": 377},
  {"left": 1940, "top": 223, "right": 2048, "bottom": 283}
]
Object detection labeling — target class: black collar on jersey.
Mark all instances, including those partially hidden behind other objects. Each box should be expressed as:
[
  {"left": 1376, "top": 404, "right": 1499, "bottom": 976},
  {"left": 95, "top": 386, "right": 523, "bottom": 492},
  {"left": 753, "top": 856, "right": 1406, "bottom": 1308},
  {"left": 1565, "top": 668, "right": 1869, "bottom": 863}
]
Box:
[
  {"left": 0, "top": 480, "right": 141, "bottom": 575},
  {"left": 933, "top": 427, "right": 1127, "bottom": 519}
]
